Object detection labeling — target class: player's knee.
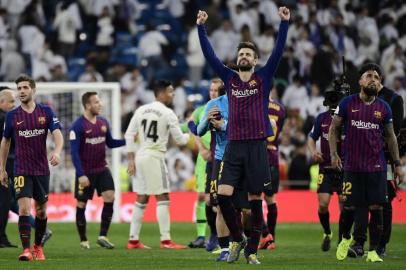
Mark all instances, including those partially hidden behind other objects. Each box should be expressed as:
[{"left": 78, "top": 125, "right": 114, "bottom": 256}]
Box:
[
  {"left": 248, "top": 193, "right": 261, "bottom": 201},
  {"left": 36, "top": 206, "right": 47, "bottom": 219},
  {"left": 217, "top": 185, "right": 233, "bottom": 196},
  {"left": 19, "top": 207, "right": 30, "bottom": 216},
  {"left": 318, "top": 205, "right": 328, "bottom": 213},
  {"left": 137, "top": 195, "right": 149, "bottom": 204},
  {"left": 77, "top": 200, "right": 87, "bottom": 209},
  {"left": 265, "top": 195, "right": 275, "bottom": 204},
  {"left": 155, "top": 193, "right": 169, "bottom": 201},
  {"left": 197, "top": 192, "right": 206, "bottom": 202}
]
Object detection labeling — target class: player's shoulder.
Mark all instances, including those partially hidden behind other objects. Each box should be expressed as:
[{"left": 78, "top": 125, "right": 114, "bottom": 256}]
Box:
[
  {"left": 96, "top": 116, "right": 110, "bottom": 125},
  {"left": 36, "top": 103, "right": 54, "bottom": 113},
  {"left": 71, "top": 115, "right": 85, "bottom": 129}
]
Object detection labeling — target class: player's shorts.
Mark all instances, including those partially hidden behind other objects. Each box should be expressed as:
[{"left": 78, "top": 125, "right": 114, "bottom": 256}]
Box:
[
  {"left": 195, "top": 155, "right": 207, "bottom": 193},
  {"left": 317, "top": 168, "right": 343, "bottom": 195},
  {"left": 134, "top": 154, "right": 169, "bottom": 195},
  {"left": 210, "top": 159, "right": 249, "bottom": 209},
  {"left": 219, "top": 140, "right": 270, "bottom": 194},
  {"left": 342, "top": 171, "right": 387, "bottom": 206},
  {"left": 204, "top": 161, "right": 213, "bottom": 194},
  {"left": 75, "top": 169, "right": 115, "bottom": 201},
  {"left": 14, "top": 175, "right": 50, "bottom": 204},
  {"left": 264, "top": 166, "right": 279, "bottom": 196}
]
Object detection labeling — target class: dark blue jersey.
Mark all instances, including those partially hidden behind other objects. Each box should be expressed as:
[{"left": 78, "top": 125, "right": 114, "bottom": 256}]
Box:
[
  {"left": 198, "top": 21, "right": 288, "bottom": 140},
  {"left": 309, "top": 111, "right": 335, "bottom": 169},
  {"left": 3, "top": 104, "right": 61, "bottom": 175},
  {"left": 70, "top": 116, "right": 125, "bottom": 177},
  {"left": 336, "top": 94, "right": 392, "bottom": 172},
  {"left": 267, "top": 99, "right": 286, "bottom": 167}
]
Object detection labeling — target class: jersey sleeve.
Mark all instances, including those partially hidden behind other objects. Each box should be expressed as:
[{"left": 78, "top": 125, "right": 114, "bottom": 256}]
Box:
[
  {"left": 383, "top": 101, "right": 393, "bottom": 125},
  {"left": 46, "top": 107, "right": 62, "bottom": 132},
  {"left": 309, "top": 114, "right": 322, "bottom": 141},
  {"left": 168, "top": 110, "right": 189, "bottom": 145},
  {"left": 197, "top": 101, "right": 214, "bottom": 136},
  {"left": 336, "top": 97, "right": 349, "bottom": 120},
  {"left": 3, "top": 112, "right": 13, "bottom": 139},
  {"left": 104, "top": 119, "right": 126, "bottom": 148},
  {"left": 124, "top": 110, "right": 140, "bottom": 153},
  {"left": 69, "top": 120, "right": 84, "bottom": 177}
]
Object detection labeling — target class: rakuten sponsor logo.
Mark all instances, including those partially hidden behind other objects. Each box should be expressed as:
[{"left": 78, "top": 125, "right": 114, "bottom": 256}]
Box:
[
  {"left": 18, "top": 129, "right": 45, "bottom": 138},
  {"left": 351, "top": 120, "right": 379, "bottom": 130},
  {"left": 231, "top": 88, "right": 258, "bottom": 98},
  {"left": 85, "top": 136, "right": 106, "bottom": 145}
]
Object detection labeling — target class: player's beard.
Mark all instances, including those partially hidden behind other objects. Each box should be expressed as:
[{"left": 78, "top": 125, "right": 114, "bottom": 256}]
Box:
[
  {"left": 364, "top": 86, "right": 378, "bottom": 97},
  {"left": 237, "top": 59, "right": 253, "bottom": 72}
]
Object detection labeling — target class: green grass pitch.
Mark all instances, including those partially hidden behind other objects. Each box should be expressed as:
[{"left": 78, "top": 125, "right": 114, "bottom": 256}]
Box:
[{"left": 0, "top": 223, "right": 405, "bottom": 269}]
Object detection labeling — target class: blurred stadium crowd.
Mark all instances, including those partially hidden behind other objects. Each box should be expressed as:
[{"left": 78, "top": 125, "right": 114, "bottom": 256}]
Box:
[{"left": 1, "top": 0, "right": 406, "bottom": 191}]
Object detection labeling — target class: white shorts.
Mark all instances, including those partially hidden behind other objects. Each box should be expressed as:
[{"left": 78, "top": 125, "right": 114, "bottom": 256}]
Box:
[{"left": 133, "top": 155, "right": 170, "bottom": 195}]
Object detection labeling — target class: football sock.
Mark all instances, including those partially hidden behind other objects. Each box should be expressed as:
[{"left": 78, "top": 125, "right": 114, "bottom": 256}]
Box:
[
  {"left": 129, "top": 202, "right": 147, "bottom": 240},
  {"left": 195, "top": 201, "right": 206, "bottom": 237},
  {"left": 267, "top": 203, "right": 278, "bottom": 239},
  {"left": 353, "top": 206, "right": 368, "bottom": 245},
  {"left": 76, "top": 207, "right": 87, "bottom": 241},
  {"left": 380, "top": 202, "right": 392, "bottom": 246},
  {"left": 218, "top": 236, "right": 229, "bottom": 249},
  {"left": 369, "top": 208, "right": 383, "bottom": 251},
  {"left": 318, "top": 211, "right": 331, "bottom": 235},
  {"left": 34, "top": 217, "right": 47, "bottom": 246},
  {"left": 217, "top": 194, "right": 242, "bottom": 242},
  {"left": 100, "top": 202, "right": 113, "bottom": 237},
  {"left": 157, "top": 200, "right": 171, "bottom": 241},
  {"left": 246, "top": 200, "right": 262, "bottom": 255},
  {"left": 341, "top": 208, "right": 355, "bottom": 239},
  {"left": 206, "top": 204, "right": 217, "bottom": 236},
  {"left": 18, "top": 215, "right": 31, "bottom": 249}
]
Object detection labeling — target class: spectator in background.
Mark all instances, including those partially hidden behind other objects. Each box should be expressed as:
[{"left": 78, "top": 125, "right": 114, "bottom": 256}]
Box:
[
  {"left": 210, "top": 19, "right": 238, "bottom": 64},
  {"left": 53, "top": 1, "right": 82, "bottom": 59},
  {"left": 79, "top": 61, "right": 103, "bottom": 82},
  {"left": 255, "top": 25, "right": 274, "bottom": 67},
  {"left": 305, "top": 84, "right": 324, "bottom": 119},
  {"left": 186, "top": 25, "right": 205, "bottom": 87},
  {"left": 137, "top": 23, "right": 168, "bottom": 85},
  {"left": 95, "top": 6, "right": 114, "bottom": 69},
  {"left": 0, "top": 39, "right": 25, "bottom": 81},
  {"left": 0, "top": 0, "right": 31, "bottom": 37},
  {"left": 282, "top": 75, "right": 308, "bottom": 119},
  {"left": 288, "top": 140, "right": 310, "bottom": 190}
]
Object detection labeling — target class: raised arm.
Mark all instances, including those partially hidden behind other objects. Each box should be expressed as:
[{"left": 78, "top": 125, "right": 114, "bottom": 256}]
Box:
[
  {"left": 328, "top": 115, "right": 343, "bottom": 170},
  {"left": 196, "top": 10, "right": 232, "bottom": 82},
  {"left": 258, "top": 7, "right": 290, "bottom": 77}
]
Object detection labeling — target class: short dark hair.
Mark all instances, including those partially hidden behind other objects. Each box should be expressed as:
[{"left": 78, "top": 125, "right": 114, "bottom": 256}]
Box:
[
  {"left": 15, "top": 74, "right": 36, "bottom": 89},
  {"left": 153, "top": 80, "right": 172, "bottom": 97},
  {"left": 0, "top": 86, "right": 11, "bottom": 92},
  {"left": 359, "top": 63, "right": 383, "bottom": 79},
  {"left": 82, "top": 92, "right": 98, "bottom": 108},
  {"left": 237, "top": 41, "right": 259, "bottom": 59}
]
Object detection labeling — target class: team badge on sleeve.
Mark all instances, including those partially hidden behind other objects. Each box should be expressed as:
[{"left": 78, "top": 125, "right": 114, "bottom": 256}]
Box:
[{"left": 69, "top": 130, "right": 76, "bottom": 140}]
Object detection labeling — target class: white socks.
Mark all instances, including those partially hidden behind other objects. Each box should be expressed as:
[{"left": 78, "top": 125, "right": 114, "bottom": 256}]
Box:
[
  {"left": 157, "top": 200, "right": 171, "bottom": 241},
  {"left": 129, "top": 202, "right": 147, "bottom": 240}
]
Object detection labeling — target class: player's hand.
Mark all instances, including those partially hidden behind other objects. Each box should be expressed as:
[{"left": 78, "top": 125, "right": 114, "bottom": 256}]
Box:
[
  {"left": 210, "top": 118, "right": 224, "bottom": 129},
  {"left": 278, "top": 6, "right": 290, "bottom": 21},
  {"left": 196, "top": 10, "right": 208, "bottom": 25},
  {"left": 311, "top": 151, "right": 324, "bottom": 163},
  {"left": 331, "top": 153, "right": 342, "bottom": 171},
  {"left": 0, "top": 169, "right": 8, "bottom": 187},
  {"left": 207, "top": 107, "right": 220, "bottom": 120},
  {"left": 127, "top": 160, "right": 136, "bottom": 176},
  {"left": 78, "top": 175, "right": 90, "bottom": 188},
  {"left": 394, "top": 166, "right": 404, "bottom": 185},
  {"left": 49, "top": 152, "right": 61, "bottom": 166}
]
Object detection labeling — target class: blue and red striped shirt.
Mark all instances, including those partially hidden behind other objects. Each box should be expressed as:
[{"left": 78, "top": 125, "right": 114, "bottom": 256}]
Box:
[
  {"left": 70, "top": 116, "right": 125, "bottom": 177},
  {"left": 309, "top": 111, "right": 336, "bottom": 170},
  {"left": 3, "top": 104, "right": 61, "bottom": 175},
  {"left": 267, "top": 99, "right": 286, "bottom": 167},
  {"left": 198, "top": 21, "right": 289, "bottom": 140},
  {"left": 336, "top": 94, "right": 392, "bottom": 172}
]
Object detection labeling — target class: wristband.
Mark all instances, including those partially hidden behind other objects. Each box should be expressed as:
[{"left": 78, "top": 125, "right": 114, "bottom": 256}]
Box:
[{"left": 394, "top": 160, "right": 401, "bottom": 167}]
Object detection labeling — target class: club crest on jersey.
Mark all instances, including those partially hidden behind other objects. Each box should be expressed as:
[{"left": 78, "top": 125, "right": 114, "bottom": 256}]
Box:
[
  {"left": 248, "top": 80, "right": 257, "bottom": 87},
  {"left": 38, "top": 116, "right": 46, "bottom": 124},
  {"left": 374, "top": 111, "right": 382, "bottom": 119},
  {"left": 101, "top": 125, "right": 107, "bottom": 132}
]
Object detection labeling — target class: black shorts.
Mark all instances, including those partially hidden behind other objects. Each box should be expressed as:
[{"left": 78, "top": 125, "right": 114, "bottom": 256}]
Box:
[
  {"left": 264, "top": 166, "right": 279, "bottom": 196},
  {"left": 75, "top": 169, "right": 115, "bottom": 202},
  {"left": 14, "top": 175, "right": 50, "bottom": 204},
  {"left": 210, "top": 159, "right": 249, "bottom": 209},
  {"left": 204, "top": 160, "right": 213, "bottom": 194},
  {"left": 219, "top": 140, "right": 270, "bottom": 194},
  {"left": 317, "top": 168, "right": 343, "bottom": 195},
  {"left": 342, "top": 171, "right": 387, "bottom": 206}
]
